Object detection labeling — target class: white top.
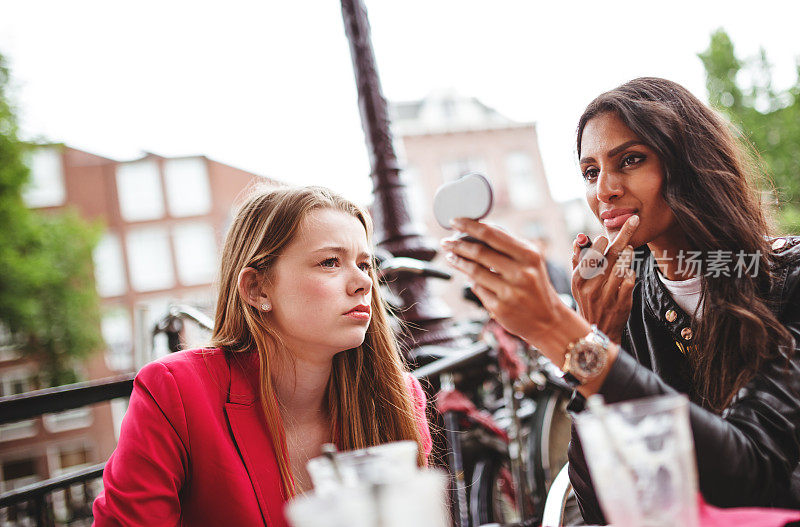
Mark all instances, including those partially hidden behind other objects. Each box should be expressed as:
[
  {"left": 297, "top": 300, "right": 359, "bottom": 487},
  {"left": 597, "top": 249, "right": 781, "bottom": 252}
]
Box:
[{"left": 656, "top": 271, "right": 703, "bottom": 319}]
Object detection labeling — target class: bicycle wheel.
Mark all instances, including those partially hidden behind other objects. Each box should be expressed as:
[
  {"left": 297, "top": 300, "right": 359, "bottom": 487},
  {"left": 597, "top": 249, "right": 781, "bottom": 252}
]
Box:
[
  {"left": 469, "top": 454, "right": 521, "bottom": 526},
  {"left": 527, "top": 389, "right": 573, "bottom": 510}
]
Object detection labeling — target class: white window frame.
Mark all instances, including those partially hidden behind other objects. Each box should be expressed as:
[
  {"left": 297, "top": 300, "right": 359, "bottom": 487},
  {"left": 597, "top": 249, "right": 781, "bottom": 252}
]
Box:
[
  {"left": 46, "top": 439, "right": 96, "bottom": 478},
  {"left": 125, "top": 226, "right": 176, "bottom": 292},
  {"left": 172, "top": 222, "right": 217, "bottom": 286},
  {"left": 163, "top": 158, "right": 212, "bottom": 217},
  {"left": 0, "top": 419, "right": 38, "bottom": 443},
  {"left": 0, "top": 323, "right": 21, "bottom": 361},
  {"left": 22, "top": 146, "right": 66, "bottom": 208},
  {"left": 93, "top": 232, "right": 128, "bottom": 298},
  {"left": 42, "top": 408, "right": 93, "bottom": 434},
  {"left": 101, "top": 305, "right": 134, "bottom": 372},
  {"left": 505, "top": 151, "right": 541, "bottom": 209},
  {"left": 0, "top": 366, "right": 35, "bottom": 397},
  {"left": 115, "top": 159, "right": 166, "bottom": 222}
]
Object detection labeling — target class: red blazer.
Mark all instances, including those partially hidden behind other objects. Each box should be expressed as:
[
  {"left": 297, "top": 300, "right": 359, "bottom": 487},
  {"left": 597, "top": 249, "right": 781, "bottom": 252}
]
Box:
[{"left": 92, "top": 349, "right": 432, "bottom": 527}]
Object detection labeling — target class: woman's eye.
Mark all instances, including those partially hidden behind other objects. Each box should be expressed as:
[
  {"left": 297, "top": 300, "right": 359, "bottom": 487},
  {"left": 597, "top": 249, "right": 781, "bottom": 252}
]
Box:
[
  {"left": 320, "top": 257, "right": 339, "bottom": 268},
  {"left": 582, "top": 167, "right": 599, "bottom": 182},
  {"left": 358, "top": 262, "right": 372, "bottom": 272},
  {"left": 621, "top": 154, "right": 645, "bottom": 167}
]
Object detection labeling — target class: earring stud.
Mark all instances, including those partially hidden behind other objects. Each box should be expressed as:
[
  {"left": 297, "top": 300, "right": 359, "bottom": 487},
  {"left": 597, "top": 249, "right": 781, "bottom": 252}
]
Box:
[{"left": 261, "top": 303, "right": 270, "bottom": 311}]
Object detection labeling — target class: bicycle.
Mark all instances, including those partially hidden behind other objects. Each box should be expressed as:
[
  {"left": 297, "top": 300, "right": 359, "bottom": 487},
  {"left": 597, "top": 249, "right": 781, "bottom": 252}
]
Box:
[{"left": 377, "top": 254, "right": 574, "bottom": 527}]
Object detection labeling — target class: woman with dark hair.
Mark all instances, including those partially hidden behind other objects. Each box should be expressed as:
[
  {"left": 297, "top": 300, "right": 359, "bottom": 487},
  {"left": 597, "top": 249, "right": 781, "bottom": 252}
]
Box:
[{"left": 441, "top": 77, "right": 800, "bottom": 523}]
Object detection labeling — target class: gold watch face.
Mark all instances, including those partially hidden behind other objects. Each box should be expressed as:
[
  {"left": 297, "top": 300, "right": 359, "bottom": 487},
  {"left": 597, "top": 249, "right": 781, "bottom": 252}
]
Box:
[{"left": 573, "top": 342, "right": 607, "bottom": 378}]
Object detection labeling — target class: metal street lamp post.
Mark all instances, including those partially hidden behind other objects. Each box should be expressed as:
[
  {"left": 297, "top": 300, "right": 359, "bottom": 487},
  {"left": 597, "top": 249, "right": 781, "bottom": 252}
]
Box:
[{"left": 339, "top": 0, "right": 460, "bottom": 351}]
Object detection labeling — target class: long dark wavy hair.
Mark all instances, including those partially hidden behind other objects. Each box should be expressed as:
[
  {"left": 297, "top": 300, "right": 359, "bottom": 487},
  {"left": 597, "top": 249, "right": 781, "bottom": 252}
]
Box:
[{"left": 576, "top": 77, "right": 794, "bottom": 412}]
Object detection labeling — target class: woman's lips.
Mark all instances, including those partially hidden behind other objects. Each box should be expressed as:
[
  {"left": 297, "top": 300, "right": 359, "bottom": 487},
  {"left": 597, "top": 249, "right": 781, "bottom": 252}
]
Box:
[
  {"left": 345, "top": 311, "right": 370, "bottom": 321},
  {"left": 603, "top": 213, "right": 635, "bottom": 230},
  {"left": 600, "top": 208, "right": 637, "bottom": 230},
  {"left": 344, "top": 305, "right": 371, "bottom": 321}
]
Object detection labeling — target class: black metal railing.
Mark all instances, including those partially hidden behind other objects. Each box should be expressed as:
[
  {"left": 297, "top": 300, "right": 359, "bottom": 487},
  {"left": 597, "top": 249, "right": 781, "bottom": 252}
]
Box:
[
  {"left": 0, "top": 375, "right": 135, "bottom": 526},
  {"left": 0, "top": 304, "right": 212, "bottom": 526},
  {"left": 0, "top": 374, "right": 135, "bottom": 426},
  {"left": 0, "top": 463, "right": 106, "bottom": 527}
]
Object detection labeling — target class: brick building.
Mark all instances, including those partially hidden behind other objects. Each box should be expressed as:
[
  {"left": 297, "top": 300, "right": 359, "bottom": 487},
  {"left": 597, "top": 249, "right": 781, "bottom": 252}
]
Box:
[
  {"left": 0, "top": 145, "right": 273, "bottom": 497},
  {"left": 391, "top": 90, "right": 596, "bottom": 315}
]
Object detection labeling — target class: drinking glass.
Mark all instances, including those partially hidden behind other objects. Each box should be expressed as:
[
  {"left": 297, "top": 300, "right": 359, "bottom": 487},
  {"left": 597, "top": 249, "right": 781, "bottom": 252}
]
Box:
[
  {"left": 574, "top": 394, "right": 699, "bottom": 527},
  {"left": 289, "top": 440, "right": 449, "bottom": 527}
]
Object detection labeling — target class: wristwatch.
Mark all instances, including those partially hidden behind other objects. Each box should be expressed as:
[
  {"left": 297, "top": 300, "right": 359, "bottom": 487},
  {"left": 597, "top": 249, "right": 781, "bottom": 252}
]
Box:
[{"left": 562, "top": 325, "right": 611, "bottom": 388}]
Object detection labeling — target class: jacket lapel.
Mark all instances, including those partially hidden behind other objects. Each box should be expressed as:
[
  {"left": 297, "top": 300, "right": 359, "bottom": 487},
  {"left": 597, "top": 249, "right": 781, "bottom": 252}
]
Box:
[{"left": 224, "top": 353, "right": 287, "bottom": 527}]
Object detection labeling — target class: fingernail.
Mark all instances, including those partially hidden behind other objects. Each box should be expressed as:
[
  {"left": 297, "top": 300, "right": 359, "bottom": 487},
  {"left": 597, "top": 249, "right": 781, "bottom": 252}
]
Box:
[
  {"left": 630, "top": 215, "right": 640, "bottom": 227},
  {"left": 577, "top": 233, "right": 588, "bottom": 246},
  {"left": 440, "top": 239, "right": 455, "bottom": 249},
  {"left": 444, "top": 252, "right": 459, "bottom": 266}
]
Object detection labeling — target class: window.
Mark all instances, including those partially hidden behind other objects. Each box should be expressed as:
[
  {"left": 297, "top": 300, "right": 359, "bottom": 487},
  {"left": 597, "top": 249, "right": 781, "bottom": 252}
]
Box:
[
  {"left": 172, "top": 222, "right": 217, "bottom": 286},
  {"left": 116, "top": 159, "right": 165, "bottom": 222},
  {"left": 505, "top": 152, "right": 542, "bottom": 209},
  {"left": 46, "top": 441, "right": 95, "bottom": 479},
  {"left": 0, "top": 419, "right": 37, "bottom": 442},
  {"left": 57, "top": 444, "right": 92, "bottom": 471},
  {"left": 47, "top": 441, "right": 97, "bottom": 519},
  {"left": 126, "top": 226, "right": 175, "bottom": 291},
  {"left": 93, "top": 232, "right": 127, "bottom": 297},
  {"left": 441, "top": 98, "right": 456, "bottom": 119},
  {"left": 7, "top": 378, "right": 24, "bottom": 395},
  {"left": 22, "top": 146, "right": 66, "bottom": 208},
  {"left": 101, "top": 305, "right": 133, "bottom": 372},
  {"left": 1, "top": 456, "right": 39, "bottom": 491},
  {"left": 0, "top": 368, "right": 36, "bottom": 397},
  {"left": 164, "top": 158, "right": 212, "bottom": 217},
  {"left": 0, "top": 323, "right": 21, "bottom": 362},
  {"left": 440, "top": 157, "right": 488, "bottom": 182},
  {"left": 43, "top": 408, "right": 93, "bottom": 433}
]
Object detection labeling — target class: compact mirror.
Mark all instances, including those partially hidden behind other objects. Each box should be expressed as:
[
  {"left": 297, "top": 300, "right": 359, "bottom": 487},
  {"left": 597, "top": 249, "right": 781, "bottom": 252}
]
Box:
[{"left": 433, "top": 173, "right": 494, "bottom": 229}]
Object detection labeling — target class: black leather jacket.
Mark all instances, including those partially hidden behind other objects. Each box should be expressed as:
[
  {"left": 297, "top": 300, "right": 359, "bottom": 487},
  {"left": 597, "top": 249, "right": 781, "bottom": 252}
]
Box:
[{"left": 568, "top": 238, "right": 800, "bottom": 524}]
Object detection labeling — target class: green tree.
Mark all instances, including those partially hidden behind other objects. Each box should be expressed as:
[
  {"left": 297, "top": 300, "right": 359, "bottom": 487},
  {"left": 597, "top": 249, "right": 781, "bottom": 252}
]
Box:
[
  {"left": 0, "top": 52, "right": 103, "bottom": 386},
  {"left": 699, "top": 29, "right": 800, "bottom": 233}
]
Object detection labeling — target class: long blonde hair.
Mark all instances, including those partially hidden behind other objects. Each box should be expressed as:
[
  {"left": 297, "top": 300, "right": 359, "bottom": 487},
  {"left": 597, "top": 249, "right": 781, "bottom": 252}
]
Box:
[{"left": 211, "top": 185, "right": 425, "bottom": 498}]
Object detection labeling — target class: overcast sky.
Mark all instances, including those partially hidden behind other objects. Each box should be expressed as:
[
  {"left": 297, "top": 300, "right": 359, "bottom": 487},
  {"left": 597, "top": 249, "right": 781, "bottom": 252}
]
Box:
[{"left": 0, "top": 1, "right": 798, "bottom": 206}]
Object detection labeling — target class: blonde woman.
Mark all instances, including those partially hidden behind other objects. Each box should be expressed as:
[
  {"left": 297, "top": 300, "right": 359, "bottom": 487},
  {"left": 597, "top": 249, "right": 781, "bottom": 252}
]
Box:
[{"left": 93, "top": 186, "right": 432, "bottom": 527}]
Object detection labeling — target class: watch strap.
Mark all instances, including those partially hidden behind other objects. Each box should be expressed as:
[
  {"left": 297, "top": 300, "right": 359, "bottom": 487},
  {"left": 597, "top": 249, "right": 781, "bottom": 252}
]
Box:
[{"left": 562, "top": 371, "right": 582, "bottom": 389}]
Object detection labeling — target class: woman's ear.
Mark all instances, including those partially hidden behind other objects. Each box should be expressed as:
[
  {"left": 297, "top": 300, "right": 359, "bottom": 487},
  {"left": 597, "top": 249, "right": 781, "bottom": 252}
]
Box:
[{"left": 237, "top": 267, "right": 271, "bottom": 312}]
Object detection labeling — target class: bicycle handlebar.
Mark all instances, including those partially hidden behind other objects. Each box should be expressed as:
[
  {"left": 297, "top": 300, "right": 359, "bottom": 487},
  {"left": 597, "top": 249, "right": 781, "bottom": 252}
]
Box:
[
  {"left": 377, "top": 257, "right": 452, "bottom": 281},
  {"left": 168, "top": 304, "right": 214, "bottom": 331},
  {"left": 411, "top": 340, "right": 492, "bottom": 381}
]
